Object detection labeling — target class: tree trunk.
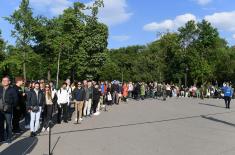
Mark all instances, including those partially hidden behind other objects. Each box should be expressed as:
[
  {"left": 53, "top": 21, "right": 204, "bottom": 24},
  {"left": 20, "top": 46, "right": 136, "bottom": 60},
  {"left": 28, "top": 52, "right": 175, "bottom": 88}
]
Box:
[
  {"left": 47, "top": 69, "right": 51, "bottom": 82},
  {"left": 23, "top": 50, "right": 26, "bottom": 81},
  {"left": 56, "top": 51, "right": 61, "bottom": 89}
]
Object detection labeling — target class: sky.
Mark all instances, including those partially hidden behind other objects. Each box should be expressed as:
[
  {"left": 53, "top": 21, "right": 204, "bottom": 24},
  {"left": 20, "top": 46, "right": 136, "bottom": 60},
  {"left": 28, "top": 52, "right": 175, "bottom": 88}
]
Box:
[{"left": 0, "top": 0, "right": 235, "bottom": 49}]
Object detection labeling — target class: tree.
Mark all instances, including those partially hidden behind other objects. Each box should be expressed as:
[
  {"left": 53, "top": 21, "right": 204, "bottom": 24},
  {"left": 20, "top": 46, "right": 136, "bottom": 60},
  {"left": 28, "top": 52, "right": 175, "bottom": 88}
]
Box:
[{"left": 5, "top": 0, "right": 36, "bottom": 80}]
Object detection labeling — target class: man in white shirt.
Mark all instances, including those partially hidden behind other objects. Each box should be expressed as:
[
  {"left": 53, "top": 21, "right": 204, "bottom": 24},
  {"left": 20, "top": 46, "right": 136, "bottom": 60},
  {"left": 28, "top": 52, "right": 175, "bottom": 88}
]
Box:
[{"left": 57, "top": 82, "right": 70, "bottom": 123}]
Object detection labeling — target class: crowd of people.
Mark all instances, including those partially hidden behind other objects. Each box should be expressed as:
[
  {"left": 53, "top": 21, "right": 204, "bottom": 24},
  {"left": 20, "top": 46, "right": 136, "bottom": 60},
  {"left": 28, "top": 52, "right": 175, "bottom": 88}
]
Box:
[{"left": 0, "top": 76, "right": 233, "bottom": 144}]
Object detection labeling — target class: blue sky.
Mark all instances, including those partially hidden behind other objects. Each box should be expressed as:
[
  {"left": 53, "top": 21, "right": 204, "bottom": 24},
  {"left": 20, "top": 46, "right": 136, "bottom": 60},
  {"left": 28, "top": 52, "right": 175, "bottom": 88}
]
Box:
[{"left": 1, "top": 0, "right": 235, "bottom": 49}]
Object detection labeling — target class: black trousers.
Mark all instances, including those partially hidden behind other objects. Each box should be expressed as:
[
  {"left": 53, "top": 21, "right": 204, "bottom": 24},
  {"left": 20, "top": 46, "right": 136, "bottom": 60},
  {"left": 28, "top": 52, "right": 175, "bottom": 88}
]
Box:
[
  {"left": 92, "top": 100, "right": 99, "bottom": 114},
  {"left": 57, "top": 103, "right": 68, "bottom": 123},
  {"left": 43, "top": 105, "right": 53, "bottom": 129},
  {"left": 12, "top": 107, "right": 22, "bottom": 132},
  {"left": 224, "top": 96, "right": 231, "bottom": 109}
]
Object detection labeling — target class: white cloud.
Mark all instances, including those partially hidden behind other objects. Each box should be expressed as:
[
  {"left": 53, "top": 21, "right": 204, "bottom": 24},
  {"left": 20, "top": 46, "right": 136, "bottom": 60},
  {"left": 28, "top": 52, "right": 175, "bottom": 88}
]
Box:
[
  {"left": 195, "top": 0, "right": 212, "bottom": 5},
  {"left": 205, "top": 11, "right": 235, "bottom": 32},
  {"left": 143, "top": 13, "right": 197, "bottom": 32},
  {"left": 111, "top": 35, "right": 130, "bottom": 42},
  {"left": 233, "top": 34, "right": 235, "bottom": 39},
  {"left": 30, "top": 0, "right": 72, "bottom": 16},
  {"left": 96, "top": 0, "right": 133, "bottom": 26},
  {"left": 30, "top": 0, "right": 132, "bottom": 26}
]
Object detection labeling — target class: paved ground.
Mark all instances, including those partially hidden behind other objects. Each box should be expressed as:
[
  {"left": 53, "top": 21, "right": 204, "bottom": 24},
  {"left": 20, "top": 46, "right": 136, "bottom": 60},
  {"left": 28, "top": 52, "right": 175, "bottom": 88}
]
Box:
[{"left": 1, "top": 98, "right": 235, "bottom": 155}]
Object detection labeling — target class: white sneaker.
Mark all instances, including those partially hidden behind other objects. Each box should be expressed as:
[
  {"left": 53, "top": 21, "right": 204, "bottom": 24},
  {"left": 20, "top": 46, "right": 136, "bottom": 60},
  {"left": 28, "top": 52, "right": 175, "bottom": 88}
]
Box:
[
  {"left": 75, "top": 118, "right": 78, "bottom": 122},
  {"left": 47, "top": 128, "right": 50, "bottom": 132},
  {"left": 42, "top": 127, "right": 46, "bottom": 132},
  {"left": 79, "top": 118, "right": 83, "bottom": 121},
  {"left": 94, "top": 112, "right": 100, "bottom": 116}
]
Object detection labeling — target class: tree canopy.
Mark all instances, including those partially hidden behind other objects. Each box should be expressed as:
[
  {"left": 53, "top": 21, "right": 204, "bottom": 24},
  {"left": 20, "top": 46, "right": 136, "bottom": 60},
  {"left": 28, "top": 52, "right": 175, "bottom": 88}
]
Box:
[{"left": 0, "top": 0, "right": 235, "bottom": 86}]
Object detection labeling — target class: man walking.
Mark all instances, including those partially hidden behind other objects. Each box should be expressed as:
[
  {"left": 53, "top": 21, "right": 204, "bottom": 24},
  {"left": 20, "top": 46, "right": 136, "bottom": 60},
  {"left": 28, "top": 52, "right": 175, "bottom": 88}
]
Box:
[{"left": 222, "top": 83, "right": 233, "bottom": 109}]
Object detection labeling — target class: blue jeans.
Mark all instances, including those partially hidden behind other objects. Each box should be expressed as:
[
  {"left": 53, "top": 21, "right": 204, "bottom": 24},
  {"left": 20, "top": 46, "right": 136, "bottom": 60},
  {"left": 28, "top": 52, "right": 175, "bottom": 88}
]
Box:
[
  {"left": 0, "top": 111, "right": 13, "bottom": 141},
  {"left": 30, "top": 107, "right": 42, "bottom": 132},
  {"left": 25, "top": 111, "right": 31, "bottom": 126}
]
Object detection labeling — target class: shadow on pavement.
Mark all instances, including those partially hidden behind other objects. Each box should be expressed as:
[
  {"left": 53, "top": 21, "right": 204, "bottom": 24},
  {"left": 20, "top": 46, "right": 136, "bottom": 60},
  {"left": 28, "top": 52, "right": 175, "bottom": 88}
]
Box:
[
  {"left": 39, "top": 111, "right": 235, "bottom": 136},
  {"left": 0, "top": 137, "right": 38, "bottom": 155},
  {"left": 198, "top": 102, "right": 225, "bottom": 109},
  {"left": 201, "top": 115, "right": 235, "bottom": 127}
]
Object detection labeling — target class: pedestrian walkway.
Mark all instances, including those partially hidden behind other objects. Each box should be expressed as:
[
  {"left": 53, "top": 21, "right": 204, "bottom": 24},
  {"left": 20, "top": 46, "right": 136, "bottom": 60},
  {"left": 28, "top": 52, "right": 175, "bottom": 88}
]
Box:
[{"left": 1, "top": 98, "right": 235, "bottom": 155}]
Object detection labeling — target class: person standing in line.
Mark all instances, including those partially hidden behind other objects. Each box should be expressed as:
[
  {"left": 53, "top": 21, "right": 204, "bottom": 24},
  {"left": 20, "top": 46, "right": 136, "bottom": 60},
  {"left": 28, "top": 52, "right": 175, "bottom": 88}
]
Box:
[
  {"left": 111, "top": 81, "right": 120, "bottom": 104},
  {"left": 0, "top": 76, "right": 18, "bottom": 143},
  {"left": 57, "top": 83, "right": 70, "bottom": 124},
  {"left": 100, "top": 81, "right": 105, "bottom": 109},
  {"left": 42, "top": 84, "right": 54, "bottom": 132},
  {"left": 27, "top": 82, "right": 45, "bottom": 137},
  {"left": 12, "top": 77, "right": 25, "bottom": 134},
  {"left": 105, "top": 83, "right": 112, "bottom": 111},
  {"left": 72, "top": 81, "right": 85, "bottom": 124},
  {"left": 49, "top": 81, "right": 58, "bottom": 114},
  {"left": 140, "top": 82, "right": 145, "bottom": 100},
  {"left": 92, "top": 84, "right": 101, "bottom": 116},
  {"left": 65, "top": 79, "right": 72, "bottom": 121},
  {"left": 122, "top": 82, "right": 128, "bottom": 102},
  {"left": 222, "top": 83, "right": 233, "bottom": 109},
  {"left": 128, "top": 82, "right": 133, "bottom": 99},
  {"left": 83, "top": 81, "right": 93, "bottom": 117},
  {"left": 162, "top": 83, "right": 167, "bottom": 101},
  {"left": 24, "top": 81, "right": 31, "bottom": 129}
]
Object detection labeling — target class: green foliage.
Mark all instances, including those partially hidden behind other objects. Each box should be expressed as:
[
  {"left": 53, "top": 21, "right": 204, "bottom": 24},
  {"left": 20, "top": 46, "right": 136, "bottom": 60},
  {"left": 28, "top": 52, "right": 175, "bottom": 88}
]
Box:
[{"left": 1, "top": 0, "right": 235, "bottom": 85}]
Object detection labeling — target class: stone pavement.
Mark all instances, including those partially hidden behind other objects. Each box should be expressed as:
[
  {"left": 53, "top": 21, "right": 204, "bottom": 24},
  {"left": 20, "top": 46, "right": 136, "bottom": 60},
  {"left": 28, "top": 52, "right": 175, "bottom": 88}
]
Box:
[{"left": 1, "top": 98, "right": 235, "bottom": 155}]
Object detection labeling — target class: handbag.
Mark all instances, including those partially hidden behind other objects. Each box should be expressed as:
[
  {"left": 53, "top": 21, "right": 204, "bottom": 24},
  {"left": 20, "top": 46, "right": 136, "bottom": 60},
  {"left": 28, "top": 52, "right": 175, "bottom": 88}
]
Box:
[
  {"left": 32, "top": 106, "right": 40, "bottom": 112},
  {"left": 107, "top": 93, "right": 112, "bottom": 101}
]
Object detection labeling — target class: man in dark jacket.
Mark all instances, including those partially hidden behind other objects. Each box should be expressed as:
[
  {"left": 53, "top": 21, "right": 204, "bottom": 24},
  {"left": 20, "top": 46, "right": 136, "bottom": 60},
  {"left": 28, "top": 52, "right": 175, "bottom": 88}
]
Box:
[
  {"left": 0, "top": 76, "right": 18, "bottom": 143},
  {"left": 72, "top": 82, "right": 85, "bottom": 124},
  {"left": 12, "top": 77, "right": 25, "bottom": 133},
  {"left": 27, "top": 82, "right": 45, "bottom": 137},
  {"left": 92, "top": 84, "right": 101, "bottom": 116},
  {"left": 111, "top": 81, "right": 120, "bottom": 104}
]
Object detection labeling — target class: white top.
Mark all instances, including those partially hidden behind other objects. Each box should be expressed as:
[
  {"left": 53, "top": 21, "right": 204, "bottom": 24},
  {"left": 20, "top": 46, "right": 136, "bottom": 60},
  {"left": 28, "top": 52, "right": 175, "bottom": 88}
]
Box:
[
  {"left": 57, "top": 88, "right": 70, "bottom": 105},
  {"left": 128, "top": 84, "right": 133, "bottom": 91}
]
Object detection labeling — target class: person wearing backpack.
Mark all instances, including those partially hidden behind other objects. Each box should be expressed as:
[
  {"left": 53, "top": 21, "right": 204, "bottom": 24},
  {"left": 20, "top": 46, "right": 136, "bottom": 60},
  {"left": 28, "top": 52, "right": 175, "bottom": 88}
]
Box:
[
  {"left": 57, "top": 82, "right": 70, "bottom": 123},
  {"left": 72, "top": 81, "right": 85, "bottom": 124}
]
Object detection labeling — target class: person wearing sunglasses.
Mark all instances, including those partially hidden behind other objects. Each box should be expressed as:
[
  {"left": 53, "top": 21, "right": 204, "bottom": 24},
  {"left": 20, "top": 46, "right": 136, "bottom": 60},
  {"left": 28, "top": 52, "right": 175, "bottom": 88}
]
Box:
[{"left": 72, "top": 82, "right": 85, "bottom": 124}]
